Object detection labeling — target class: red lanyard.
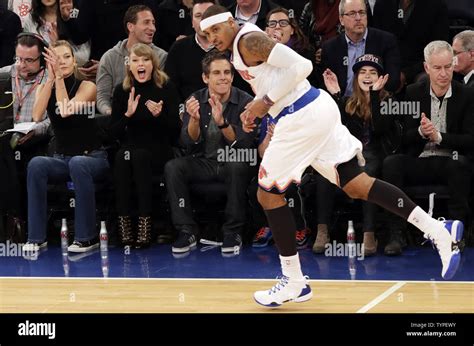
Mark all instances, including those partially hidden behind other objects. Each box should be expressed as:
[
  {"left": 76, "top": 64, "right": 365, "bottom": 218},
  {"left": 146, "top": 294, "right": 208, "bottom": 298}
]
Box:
[{"left": 14, "top": 70, "right": 44, "bottom": 122}]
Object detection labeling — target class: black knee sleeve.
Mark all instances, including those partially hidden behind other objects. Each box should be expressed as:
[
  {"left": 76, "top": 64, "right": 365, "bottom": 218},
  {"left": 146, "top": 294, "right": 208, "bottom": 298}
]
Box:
[
  {"left": 264, "top": 204, "right": 297, "bottom": 256},
  {"left": 367, "top": 179, "right": 416, "bottom": 220}
]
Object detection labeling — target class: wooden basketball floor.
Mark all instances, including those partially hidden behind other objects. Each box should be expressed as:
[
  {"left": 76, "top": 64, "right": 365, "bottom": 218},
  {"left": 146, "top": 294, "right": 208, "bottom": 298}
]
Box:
[{"left": 1, "top": 277, "right": 472, "bottom": 313}]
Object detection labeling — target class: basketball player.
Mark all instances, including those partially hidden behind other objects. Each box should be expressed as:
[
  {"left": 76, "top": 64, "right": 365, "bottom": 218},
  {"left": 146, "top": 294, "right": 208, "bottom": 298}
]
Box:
[{"left": 200, "top": 5, "right": 463, "bottom": 307}]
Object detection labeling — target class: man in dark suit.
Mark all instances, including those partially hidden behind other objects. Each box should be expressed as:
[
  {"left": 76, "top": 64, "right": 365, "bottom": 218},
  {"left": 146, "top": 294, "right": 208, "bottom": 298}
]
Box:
[
  {"left": 371, "top": 0, "right": 449, "bottom": 88},
  {"left": 320, "top": 0, "right": 400, "bottom": 96},
  {"left": 452, "top": 30, "right": 474, "bottom": 89},
  {"left": 382, "top": 41, "right": 474, "bottom": 255},
  {"left": 227, "top": 0, "right": 278, "bottom": 31}
]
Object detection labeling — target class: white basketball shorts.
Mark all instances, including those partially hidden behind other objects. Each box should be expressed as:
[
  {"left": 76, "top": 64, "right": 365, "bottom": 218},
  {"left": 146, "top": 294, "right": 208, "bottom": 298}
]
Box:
[{"left": 258, "top": 88, "right": 364, "bottom": 193}]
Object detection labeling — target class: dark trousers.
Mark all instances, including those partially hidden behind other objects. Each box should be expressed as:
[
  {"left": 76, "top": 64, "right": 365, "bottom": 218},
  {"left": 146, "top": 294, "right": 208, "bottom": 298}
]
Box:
[
  {"left": 315, "top": 148, "right": 382, "bottom": 231},
  {"left": 360, "top": 148, "right": 382, "bottom": 231},
  {"left": 0, "top": 136, "right": 19, "bottom": 241},
  {"left": 382, "top": 154, "right": 471, "bottom": 229},
  {"left": 0, "top": 135, "right": 20, "bottom": 215},
  {"left": 164, "top": 157, "right": 250, "bottom": 235},
  {"left": 315, "top": 172, "right": 336, "bottom": 225},
  {"left": 0, "top": 133, "right": 50, "bottom": 218},
  {"left": 114, "top": 148, "right": 154, "bottom": 216}
]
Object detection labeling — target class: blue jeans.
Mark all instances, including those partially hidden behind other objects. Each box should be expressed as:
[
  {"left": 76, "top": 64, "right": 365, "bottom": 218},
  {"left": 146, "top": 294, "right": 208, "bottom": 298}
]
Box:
[{"left": 27, "top": 150, "right": 109, "bottom": 243}]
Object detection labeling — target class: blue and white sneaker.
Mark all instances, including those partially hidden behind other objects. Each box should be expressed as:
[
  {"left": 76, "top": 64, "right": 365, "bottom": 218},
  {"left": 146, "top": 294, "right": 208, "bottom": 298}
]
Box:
[
  {"left": 254, "top": 275, "right": 313, "bottom": 307},
  {"left": 425, "top": 219, "right": 463, "bottom": 280}
]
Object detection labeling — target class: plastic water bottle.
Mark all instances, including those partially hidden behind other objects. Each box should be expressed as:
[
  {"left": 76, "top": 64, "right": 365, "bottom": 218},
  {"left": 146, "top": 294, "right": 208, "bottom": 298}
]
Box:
[
  {"left": 347, "top": 220, "right": 356, "bottom": 280},
  {"left": 101, "top": 254, "right": 109, "bottom": 278},
  {"left": 100, "top": 221, "right": 109, "bottom": 277},
  {"left": 99, "top": 221, "right": 108, "bottom": 257},
  {"left": 60, "top": 218, "right": 68, "bottom": 255},
  {"left": 347, "top": 220, "right": 356, "bottom": 247},
  {"left": 62, "top": 252, "right": 70, "bottom": 277}
]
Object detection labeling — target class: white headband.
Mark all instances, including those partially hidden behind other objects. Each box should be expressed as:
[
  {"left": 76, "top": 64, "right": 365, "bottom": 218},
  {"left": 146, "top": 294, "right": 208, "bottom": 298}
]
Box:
[{"left": 200, "top": 12, "right": 233, "bottom": 31}]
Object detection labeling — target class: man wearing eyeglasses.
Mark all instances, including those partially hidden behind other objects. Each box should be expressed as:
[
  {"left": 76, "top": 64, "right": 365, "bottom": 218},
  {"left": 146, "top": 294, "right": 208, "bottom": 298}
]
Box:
[
  {"left": 0, "top": 34, "right": 51, "bottom": 143},
  {"left": 320, "top": 0, "right": 400, "bottom": 96},
  {"left": 452, "top": 30, "right": 474, "bottom": 89},
  {"left": 0, "top": 33, "right": 51, "bottom": 243}
]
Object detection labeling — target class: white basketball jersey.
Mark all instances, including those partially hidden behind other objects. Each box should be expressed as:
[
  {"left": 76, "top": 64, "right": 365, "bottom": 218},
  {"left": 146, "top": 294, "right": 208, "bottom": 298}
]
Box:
[{"left": 231, "top": 23, "right": 311, "bottom": 117}]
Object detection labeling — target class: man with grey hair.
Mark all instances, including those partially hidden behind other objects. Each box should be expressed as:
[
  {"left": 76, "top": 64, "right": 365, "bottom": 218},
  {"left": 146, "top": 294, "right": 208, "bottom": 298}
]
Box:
[
  {"left": 452, "top": 30, "right": 474, "bottom": 88},
  {"left": 383, "top": 40, "right": 474, "bottom": 255}
]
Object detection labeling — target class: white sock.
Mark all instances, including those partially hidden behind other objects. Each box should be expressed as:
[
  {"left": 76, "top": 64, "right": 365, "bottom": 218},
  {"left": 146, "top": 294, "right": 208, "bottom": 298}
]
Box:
[
  {"left": 407, "top": 206, "right": 439, "bottom": 236},
  {"left": 280, "top": 253, "right": 304, "bottom": 280}
]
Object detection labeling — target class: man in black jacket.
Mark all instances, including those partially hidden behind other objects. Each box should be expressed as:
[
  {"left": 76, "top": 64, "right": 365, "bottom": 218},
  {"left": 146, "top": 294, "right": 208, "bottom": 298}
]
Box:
[
  {"left": 452, "top": 30, "right": 474, "bottom": 89},
  {"left": 320, "top": 0, "right": 400, "bottom": 96},
  {"left": 227, "top": 0, "right": 278, "bottom": 30},
  {"left": 371, "top": 0, "right": 449, "bottom": 89},
  {"left": 154, "top": 0, "right": 193, "bottom": 51},
  {"left": 0, "top": 7, "right": 21, "bottom": 68},
  {"left": 164, "top": 50, "right": 257, "bottom": 256},
  {"left": 165, "top": 0, "right": 217, "bottom": 103},
  {"left": 382, "top": 40, "right": 474, "bottom": 255}
]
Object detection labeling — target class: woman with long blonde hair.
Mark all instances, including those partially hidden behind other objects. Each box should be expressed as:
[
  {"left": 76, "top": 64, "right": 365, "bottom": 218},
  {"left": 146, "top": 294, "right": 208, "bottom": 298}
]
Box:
[
  {"left": 25, "top": 40, "right": 109, "bottom": 253},
  {"left": 109, "top": 43, "right": 180, "bottom": 248}
]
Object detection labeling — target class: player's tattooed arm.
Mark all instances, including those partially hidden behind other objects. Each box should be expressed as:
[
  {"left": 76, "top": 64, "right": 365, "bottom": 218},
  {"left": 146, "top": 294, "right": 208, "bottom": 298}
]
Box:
[{"left": 239, "top": 32, "right": 276, "bottom": 65}]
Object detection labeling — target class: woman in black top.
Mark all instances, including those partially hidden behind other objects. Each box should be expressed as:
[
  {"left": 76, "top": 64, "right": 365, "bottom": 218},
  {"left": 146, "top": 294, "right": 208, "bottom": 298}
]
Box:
[
  {"left": 314, "top": 54, "right": 393, "bottom": 256},
  {"left": 110, "top": 43, "right": 180, "bottom": 248},
  {"left": 25, "top": 40, "right": 109, "bottom": 253}
]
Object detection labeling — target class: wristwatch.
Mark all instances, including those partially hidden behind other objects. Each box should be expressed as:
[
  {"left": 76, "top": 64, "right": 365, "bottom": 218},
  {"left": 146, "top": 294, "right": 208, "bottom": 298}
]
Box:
[{"left": 218, "top": 120, "right": 230, "bottom": 129}]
